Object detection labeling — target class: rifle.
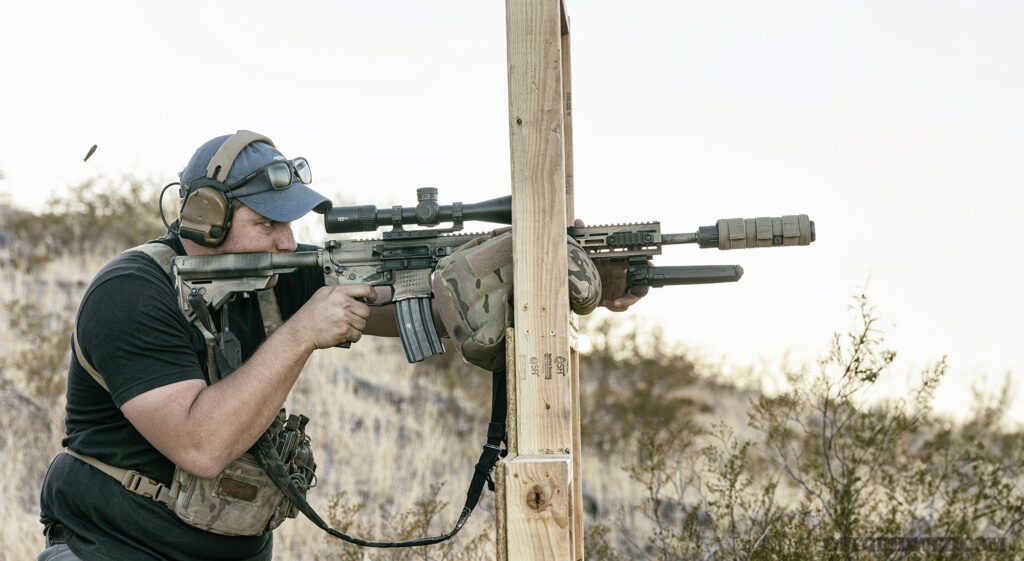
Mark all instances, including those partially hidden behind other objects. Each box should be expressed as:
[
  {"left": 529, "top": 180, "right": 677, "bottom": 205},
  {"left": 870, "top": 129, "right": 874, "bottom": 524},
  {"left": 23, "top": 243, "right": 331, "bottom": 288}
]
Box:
[{"left": 171, "top": 188, "right": 815, "bottom": 363}]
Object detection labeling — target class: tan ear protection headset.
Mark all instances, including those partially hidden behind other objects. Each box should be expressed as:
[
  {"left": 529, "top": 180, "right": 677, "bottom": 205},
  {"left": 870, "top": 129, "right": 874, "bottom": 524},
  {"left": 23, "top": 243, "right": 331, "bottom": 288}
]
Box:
[{"left": 176, "top": 130, "right": 276, "bottom": 247}]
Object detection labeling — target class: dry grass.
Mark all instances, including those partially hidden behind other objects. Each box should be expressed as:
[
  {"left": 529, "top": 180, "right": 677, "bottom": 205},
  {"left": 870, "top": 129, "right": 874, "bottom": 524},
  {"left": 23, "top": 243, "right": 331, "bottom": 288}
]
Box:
[{"left": 0, "top": 255, "right": 91, "bottom": 560}]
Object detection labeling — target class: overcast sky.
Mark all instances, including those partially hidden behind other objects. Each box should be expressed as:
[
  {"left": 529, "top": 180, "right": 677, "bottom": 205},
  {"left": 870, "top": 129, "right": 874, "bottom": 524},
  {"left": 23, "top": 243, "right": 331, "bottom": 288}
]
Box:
[{"left": 1, "top": 0, "right": 1021, "bottom": 423}]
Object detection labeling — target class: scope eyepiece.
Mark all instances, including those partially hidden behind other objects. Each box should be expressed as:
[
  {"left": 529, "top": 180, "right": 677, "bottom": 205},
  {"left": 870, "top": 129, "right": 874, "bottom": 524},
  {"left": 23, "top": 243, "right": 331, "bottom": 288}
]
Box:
[{"left": 325, "top": 204, "right": 379, "bottom": 234}]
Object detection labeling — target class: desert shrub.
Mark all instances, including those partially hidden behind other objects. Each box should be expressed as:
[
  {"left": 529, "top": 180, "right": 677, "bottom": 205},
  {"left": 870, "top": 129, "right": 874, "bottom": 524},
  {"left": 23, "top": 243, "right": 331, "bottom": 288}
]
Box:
[
  {"left": 590, "top": 295, "right": 1024, "bottom": 560},
  {"left": 0, "top": 175, "right": 167, "bottom": 269},
  {"left": 579, "top": 316, "right": 706, "bottom": 458},
  {"left": 0, "top": 299, "right": 75, "bottom": 407}
]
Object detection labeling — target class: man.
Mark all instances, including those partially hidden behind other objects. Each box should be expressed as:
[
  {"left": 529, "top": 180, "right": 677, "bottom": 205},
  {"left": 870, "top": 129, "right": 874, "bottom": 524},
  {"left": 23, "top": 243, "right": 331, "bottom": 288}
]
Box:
[{"left": 38, "top": 131, "right": 639, "bottom": 560}]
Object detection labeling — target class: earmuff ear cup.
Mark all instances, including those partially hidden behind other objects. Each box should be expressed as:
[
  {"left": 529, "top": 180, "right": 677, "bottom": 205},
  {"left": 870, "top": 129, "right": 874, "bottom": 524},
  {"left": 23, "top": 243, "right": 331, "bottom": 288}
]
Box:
[
  {"left": 179, "top": 187, "right": 232, "bottom": 247},
  {"left": 177, "top": 131, "right": 276, "bottom": 246}
]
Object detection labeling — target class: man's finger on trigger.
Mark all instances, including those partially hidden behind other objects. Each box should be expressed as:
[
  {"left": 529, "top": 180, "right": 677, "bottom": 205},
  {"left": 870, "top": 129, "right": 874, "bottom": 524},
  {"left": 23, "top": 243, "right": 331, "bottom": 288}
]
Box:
[
  {"left": 344, "top": 283, "right": 376, "bottom": 301},
  {"left": 362, "top": 284, "right": 378, "bottom": 303},
  {"left": 371, "top": 286, "right": 390, "bottom": 304}
]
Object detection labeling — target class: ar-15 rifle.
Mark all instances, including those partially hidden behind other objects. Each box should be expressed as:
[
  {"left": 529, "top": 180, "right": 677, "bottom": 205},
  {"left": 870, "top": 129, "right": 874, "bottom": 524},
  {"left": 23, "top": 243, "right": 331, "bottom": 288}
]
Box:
[{"left": 171, "top": 187, "right": 815, "bottom": 364}]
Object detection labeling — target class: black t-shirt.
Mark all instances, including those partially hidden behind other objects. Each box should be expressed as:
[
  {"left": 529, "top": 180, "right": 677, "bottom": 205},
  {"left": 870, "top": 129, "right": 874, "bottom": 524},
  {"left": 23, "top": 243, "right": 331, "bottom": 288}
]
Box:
[{"left": 40, "top": 233, "right": 325, "bottom": 561}]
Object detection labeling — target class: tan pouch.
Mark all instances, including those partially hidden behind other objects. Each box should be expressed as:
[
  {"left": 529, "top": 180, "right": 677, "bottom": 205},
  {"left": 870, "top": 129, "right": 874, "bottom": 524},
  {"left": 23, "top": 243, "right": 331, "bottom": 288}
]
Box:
[{"left": 173, "top": 453, "right": 291, "bottom": 536}]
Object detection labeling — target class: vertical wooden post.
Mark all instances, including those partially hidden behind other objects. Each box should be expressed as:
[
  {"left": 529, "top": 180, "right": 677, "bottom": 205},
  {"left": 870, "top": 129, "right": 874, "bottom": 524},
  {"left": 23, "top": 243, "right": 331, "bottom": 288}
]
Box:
[
  {"left": 498, "top": 1, "right": 582, "bottom": 560},
  {"left": 558, "top": 9, "right": 585, "bottom": 558}
]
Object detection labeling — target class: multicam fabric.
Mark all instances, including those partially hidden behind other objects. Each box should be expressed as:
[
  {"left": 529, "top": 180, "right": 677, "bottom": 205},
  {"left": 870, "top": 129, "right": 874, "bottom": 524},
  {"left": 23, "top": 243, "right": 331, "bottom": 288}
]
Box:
[
  {"left": 432, "top": 231, "right": 601, "bottom": 371},
  {"left": 170, "top": 409, "right": 315, "bottom": 536},
  {"left": 566, "top": 236, "right": 601, "bottom": 315},
  {"left": 172, "top": 454, "right": 290, "bottom": 536}
]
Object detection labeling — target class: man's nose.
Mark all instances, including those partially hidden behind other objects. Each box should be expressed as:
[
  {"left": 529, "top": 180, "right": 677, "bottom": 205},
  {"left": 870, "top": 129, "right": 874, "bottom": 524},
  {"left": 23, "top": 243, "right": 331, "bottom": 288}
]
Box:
[{"left": 276, "top": 224, "right": 297, "bottom": 252}]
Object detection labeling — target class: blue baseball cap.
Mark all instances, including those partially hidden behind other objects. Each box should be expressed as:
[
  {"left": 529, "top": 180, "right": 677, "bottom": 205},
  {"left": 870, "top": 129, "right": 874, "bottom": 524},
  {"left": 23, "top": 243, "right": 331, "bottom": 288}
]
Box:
[{"left": 180, "top": 132, "right": 331, "bottom": 222}]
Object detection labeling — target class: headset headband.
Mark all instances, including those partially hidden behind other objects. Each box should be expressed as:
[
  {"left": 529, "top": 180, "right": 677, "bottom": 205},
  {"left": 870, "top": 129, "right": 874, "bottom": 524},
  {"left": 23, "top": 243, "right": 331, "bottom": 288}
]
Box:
[{"left": 205, "top": 130, "right": 276, "bottom": 183}]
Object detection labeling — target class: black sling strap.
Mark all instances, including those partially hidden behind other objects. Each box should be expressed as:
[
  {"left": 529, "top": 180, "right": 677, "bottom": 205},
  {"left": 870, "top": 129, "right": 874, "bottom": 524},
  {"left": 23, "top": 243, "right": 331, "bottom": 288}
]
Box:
[{"left": 254, "top": 369, "right": 508, "bottom": 547}]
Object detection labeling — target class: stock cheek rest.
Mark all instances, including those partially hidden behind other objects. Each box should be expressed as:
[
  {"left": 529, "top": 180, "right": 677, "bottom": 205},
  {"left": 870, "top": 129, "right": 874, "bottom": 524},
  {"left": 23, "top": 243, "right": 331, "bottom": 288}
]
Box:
[{"left": 431, "top": 230, "right": 601, "bottom": 372}]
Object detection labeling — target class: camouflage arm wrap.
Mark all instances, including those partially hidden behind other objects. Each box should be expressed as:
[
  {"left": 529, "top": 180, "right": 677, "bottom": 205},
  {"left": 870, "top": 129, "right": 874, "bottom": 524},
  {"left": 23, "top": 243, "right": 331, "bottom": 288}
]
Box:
[{"left": 431, "top": 231, "right": 600, "bottom": 371}]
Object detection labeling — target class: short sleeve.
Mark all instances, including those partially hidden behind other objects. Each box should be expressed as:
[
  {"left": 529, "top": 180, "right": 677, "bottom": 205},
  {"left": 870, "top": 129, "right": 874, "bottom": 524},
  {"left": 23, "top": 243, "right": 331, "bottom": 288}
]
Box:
[{"left": 76, "top": 258, "right": 206, "bottom": 407}]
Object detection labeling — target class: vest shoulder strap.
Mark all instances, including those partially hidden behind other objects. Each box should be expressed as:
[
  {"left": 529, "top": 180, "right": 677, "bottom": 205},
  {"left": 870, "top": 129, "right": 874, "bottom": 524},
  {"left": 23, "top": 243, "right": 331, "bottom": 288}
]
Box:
[
  {"left": 72, "top": 328, "right": 108, "bottom": 391},
  {"left": 71, "top": 243, "right": 179, "bottom": 390},
  {"left": 121, "top": 242, "right": 177, "bottom": 279}
]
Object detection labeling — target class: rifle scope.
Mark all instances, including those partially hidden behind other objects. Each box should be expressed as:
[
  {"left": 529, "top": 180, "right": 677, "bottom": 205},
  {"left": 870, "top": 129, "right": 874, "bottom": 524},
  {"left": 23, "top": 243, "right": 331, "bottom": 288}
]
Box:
[{"left": 325, "top": 188, "right": 512, "bottom": 234}]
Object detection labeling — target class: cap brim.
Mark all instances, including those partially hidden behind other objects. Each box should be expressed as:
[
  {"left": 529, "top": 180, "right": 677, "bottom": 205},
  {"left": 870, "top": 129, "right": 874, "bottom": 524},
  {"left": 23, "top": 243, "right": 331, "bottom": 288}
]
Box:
[{"left": 236, "top": 182, "right": 332, "bottom": 222}]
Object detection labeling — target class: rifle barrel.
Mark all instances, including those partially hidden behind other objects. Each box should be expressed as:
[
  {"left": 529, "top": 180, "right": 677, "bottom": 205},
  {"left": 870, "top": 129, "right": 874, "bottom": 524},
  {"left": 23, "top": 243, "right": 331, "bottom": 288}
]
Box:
[{"left": 660, "top": 233, "right": 699, "bottom": 245}]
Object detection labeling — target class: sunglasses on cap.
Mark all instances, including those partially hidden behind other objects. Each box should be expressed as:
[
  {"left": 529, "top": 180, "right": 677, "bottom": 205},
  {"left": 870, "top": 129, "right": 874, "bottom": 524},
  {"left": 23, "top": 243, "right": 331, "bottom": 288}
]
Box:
[{"left": 226, "top": 157, "right": 312, "bottom": 198}]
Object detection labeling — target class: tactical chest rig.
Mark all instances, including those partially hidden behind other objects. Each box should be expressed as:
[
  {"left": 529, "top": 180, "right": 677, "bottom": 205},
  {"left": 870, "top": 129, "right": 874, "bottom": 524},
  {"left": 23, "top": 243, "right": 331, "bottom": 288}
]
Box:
[{"left": 68, "top": 242, "right": 316, "bottom": 536}]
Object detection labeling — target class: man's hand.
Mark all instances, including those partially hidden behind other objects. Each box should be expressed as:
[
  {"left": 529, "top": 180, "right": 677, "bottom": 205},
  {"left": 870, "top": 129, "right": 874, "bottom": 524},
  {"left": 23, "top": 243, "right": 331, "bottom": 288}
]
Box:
[
  {"left": 292, "top": 284, "right": 377, "bottom": 349},
  {"left": 574, "top": 218, "right": 643, "bottom": 312}
]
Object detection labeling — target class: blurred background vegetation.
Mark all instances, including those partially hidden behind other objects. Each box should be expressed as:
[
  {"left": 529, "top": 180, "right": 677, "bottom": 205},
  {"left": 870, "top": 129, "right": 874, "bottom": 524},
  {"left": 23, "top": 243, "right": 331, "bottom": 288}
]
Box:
[
  {"left": 0, "top": 176, "right": 164, "bottom": 271},
  {"left": 1, "top": 177, "right": 1021, "bottom": 560}
]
